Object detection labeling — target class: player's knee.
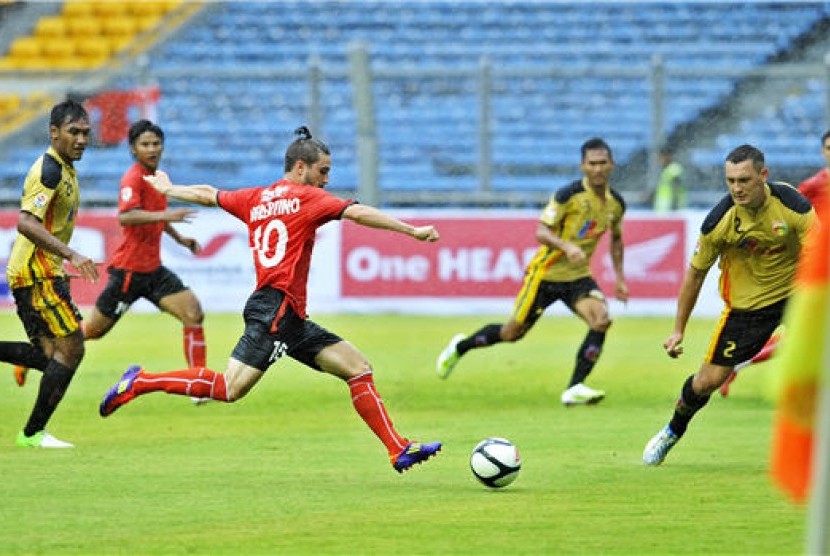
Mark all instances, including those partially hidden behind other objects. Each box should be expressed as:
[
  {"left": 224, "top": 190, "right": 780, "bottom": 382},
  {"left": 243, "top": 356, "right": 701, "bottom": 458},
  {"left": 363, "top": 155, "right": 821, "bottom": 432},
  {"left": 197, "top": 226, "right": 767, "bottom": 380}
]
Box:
[
  {"left": 61, "top": 342, "right": 85, "bottom": 369},
  {"left": 181, "top": 307, "right": 204, "bottom": 326},
  {"left": 502, "top": 329, "right": 525, "bottom": 342},
  {"left": 593, "top": 317, "right": 612, "bottom": 333}
]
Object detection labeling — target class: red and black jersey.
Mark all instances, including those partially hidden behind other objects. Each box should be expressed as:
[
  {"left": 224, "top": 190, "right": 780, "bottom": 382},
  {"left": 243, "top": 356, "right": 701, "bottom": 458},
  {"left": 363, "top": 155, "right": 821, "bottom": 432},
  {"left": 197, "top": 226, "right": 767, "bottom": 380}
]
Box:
[
  {"left": 218, "top": 179, "right": 354, "bottom": 318},
  {"left": 109, "top": 162, "right": 168, "bottom": 272}
]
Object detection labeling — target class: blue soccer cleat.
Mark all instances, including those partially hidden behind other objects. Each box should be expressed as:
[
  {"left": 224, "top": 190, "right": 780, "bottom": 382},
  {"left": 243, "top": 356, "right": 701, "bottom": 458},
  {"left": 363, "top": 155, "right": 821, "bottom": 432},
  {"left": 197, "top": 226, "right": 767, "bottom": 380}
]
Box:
[
  {"left": 392, "top": 441, "right": 442, "bottom": 473},
  {"left": 100, "top": 365, "right": 142, "bottom": 417}
]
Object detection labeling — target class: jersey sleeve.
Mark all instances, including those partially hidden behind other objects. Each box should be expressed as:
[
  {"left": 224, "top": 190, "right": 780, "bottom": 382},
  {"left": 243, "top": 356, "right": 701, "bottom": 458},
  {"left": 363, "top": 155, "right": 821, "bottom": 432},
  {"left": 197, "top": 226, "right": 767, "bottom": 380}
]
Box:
[
  {"left": 307, "top": 187, "right": 354, "bottom": 223},
  {"left": 20, "top": 156, "right": 60, "bottom": 220},
  {"left": 539, "top": 196, "right": 560, "bottom": 228},
  {"left": 689, "top": 231, "right": 720, "bottom": 271},
  {"left": 217, "top": 187, "right": 257, "bottom": 223},
  {"left": 117, "top": 167, "right": 144, "bottom": 213}
]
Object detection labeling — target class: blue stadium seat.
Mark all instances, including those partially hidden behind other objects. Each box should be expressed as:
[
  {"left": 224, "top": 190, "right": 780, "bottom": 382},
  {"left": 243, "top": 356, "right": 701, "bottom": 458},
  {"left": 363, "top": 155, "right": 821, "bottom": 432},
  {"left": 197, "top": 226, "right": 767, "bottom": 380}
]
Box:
[{"left": 23, "top": 1, "right": 823, "bottom": 196}]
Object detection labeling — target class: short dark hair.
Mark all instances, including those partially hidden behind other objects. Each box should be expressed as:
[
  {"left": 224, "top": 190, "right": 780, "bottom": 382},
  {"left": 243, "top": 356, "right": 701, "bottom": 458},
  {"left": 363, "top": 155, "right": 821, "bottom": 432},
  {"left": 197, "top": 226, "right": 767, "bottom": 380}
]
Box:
[
  {"left": 50, "top": 99, "right": 88, "bottom": 128},
  {"left": 128, "top": 119, "right": 164, "bottom": 145},
  {"left": 284, "top": 126, "right": 330, "bottom": 172},
  {"left": 581, "top": 137, "right": 613, "bottom": 161},
  {"left": 821, "top": 130, "right": 830, "bottom": 144},
  {"left": 725, "top": 144, "right": 765, "bottom": 171}
]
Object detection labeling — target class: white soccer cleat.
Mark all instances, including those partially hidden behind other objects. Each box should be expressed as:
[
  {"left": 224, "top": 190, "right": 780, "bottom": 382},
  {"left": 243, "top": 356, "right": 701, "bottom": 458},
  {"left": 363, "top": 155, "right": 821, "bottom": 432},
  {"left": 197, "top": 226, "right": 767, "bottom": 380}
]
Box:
[
  {"left": 560, "top": 383, "right": 606, "bottom": 406},
  {"left": 191, "top": 397, "right": 210, "bottom": 406},
  {"left": 436, "top": 333, "right": 465, "bottom": 379},
  {"left": 643, "top": 425, "right": 679, "bottom": 466},
  {"left": 16, "top": 430, "right": 74, "bottom": 448}
]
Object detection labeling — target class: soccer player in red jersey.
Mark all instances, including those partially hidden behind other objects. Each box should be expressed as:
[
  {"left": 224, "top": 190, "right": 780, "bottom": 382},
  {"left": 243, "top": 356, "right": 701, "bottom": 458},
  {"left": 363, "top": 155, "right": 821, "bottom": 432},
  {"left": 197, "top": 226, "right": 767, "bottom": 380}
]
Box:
[
  {"left": 82, "top": 120, "right": 207, "bottom": 381},
  {"left": 719, "top": 131, "right": 830, "bottom": 396},
  {"left": 99, "top": 126, "right": 442, "bottom": 473}
]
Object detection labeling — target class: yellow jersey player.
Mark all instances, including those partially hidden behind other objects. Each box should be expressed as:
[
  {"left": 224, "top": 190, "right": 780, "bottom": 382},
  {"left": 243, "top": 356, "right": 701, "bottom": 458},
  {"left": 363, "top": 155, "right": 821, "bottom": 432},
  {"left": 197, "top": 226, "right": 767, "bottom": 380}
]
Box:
[
  {"left": 0, "top": 99, "right": 98, "bottom": 447},
  {"left": 436, "top": 137, "right": 629, "bottom": 406},
  {"left": 643, "top": 144, "right": 815, "bottom": 466}
]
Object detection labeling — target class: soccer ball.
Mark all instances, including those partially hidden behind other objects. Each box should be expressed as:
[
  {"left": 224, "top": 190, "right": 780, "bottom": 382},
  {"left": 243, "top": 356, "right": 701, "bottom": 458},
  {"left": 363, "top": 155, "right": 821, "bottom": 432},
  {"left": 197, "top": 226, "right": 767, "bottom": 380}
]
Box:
[{"left": 470, "top": 437, "right": 521, "bottom": 488}]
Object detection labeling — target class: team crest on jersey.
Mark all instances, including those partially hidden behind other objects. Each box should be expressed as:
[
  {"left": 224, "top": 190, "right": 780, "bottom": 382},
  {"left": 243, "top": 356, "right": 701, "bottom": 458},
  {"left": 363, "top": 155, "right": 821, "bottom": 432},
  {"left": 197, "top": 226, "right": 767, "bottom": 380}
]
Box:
[
  {"left": 121, "top": 187, "right": 133, "bottom": 202},
  {"left": 261, "top": 186, "right": 289, "bottom": 202},
  {"left": 771, "top": 221, "right": 788, "bottom": 237},
  {"left": 33, "top": 192, "right": 49, "bottom": 208}
]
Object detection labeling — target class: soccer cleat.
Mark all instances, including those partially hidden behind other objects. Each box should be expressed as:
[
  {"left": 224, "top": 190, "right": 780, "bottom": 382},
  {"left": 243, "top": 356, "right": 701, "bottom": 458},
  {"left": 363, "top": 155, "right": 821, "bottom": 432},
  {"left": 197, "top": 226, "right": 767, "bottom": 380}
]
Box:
[
  {"left": 560, "top": 383, "right": 606, "bottom": 406},
  {"left": 436, "top": 333, "right": 465, "bottom": 379},
  {"left": 191, "top": 397, "right": 210, "bottom": 406},
  {"left": 719, "top": 370, "right": 738, "bottom": 397},
  {"left": 392, "top": 441, "right": 442, "bottom": 473},
  {"left": 13, "top": 365, "right": 28, "bottom": 387},
  {"left": 643, "top": 425, "right": 679, "bottom": 466},
  {"left": 99, "top": 365, "right": 142, "bottom": 417},
  {"left": 16, "top": 430, "right": 74, "bottom": 448}
]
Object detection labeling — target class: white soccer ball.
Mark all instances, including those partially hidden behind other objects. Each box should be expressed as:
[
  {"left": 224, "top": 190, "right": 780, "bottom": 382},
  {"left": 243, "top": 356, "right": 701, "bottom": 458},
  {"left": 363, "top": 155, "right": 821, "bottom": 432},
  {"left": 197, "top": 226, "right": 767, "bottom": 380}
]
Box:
[{"left": 470, "top": 437, "right": 521, "bottom": 488}]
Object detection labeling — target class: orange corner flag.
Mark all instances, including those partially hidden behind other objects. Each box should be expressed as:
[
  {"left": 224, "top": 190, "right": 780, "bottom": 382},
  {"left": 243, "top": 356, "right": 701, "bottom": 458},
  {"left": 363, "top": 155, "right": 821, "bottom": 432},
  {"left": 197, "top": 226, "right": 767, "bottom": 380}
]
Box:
[{"left": 770, "top": 209, "right": 828, "bottom": 503}]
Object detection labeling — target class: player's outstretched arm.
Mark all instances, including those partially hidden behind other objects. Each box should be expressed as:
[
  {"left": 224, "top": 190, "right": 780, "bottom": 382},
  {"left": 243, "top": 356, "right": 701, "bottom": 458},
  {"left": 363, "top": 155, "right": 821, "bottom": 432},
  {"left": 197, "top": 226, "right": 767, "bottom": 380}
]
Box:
[
  {"left": 143, "top": 171, "right": 219, "bottom": 207},
  {"left": 17, "top": 211, "right": 99, "bottom": 282},
  {"left": 342, "top": 204, "right": 439, "bottom": 242}
]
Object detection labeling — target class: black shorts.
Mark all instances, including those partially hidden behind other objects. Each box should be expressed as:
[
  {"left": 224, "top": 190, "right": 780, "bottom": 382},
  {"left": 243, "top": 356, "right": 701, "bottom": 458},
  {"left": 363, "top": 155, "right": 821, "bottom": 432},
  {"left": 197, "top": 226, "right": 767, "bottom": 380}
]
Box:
[
  {"left": 95, "top": 266, "right": 189, "bottom": 319},
  {"left": 512, "top": 276, "right": 606, "bottom": 326},
  {"left": 13, "top": 278, "right": 83, "bottom": 341},
  {"left": 231, "top": 286, "right": 343, "bottom": 372},
  {"left": 706, "top": 299, "right": 787, "bottom": 366}
]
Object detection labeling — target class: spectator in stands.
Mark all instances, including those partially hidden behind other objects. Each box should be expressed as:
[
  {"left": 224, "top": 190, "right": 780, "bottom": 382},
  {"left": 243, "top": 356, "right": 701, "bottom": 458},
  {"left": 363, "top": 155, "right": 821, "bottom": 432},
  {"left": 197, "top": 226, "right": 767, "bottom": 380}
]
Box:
[
  {"left": 99, "top": 126, "right": 442, "bottom": 473},
  {"left": 719, "top": 129, "right": 830, "bottom": 397},
  {"left": 0, "top": 99, "right": 98, "bottom": 448},
  {"left": 436, "top": 137, "right": 628, "bottom": 406},
  {"left": 642, "top": 144, "right": 815, "bottom": 466},
  {"left": 652, "top": 146, "right": 686, "bottom": 212},
  {"left": 14, "top": 120, "right": 209, "bottom": 406}
]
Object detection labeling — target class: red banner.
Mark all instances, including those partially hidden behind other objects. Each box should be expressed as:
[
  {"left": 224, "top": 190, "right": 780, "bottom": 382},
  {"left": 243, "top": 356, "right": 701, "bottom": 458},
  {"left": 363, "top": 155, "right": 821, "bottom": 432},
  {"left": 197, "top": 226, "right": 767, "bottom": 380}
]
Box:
[{"left": 341, "top": 216, "right": 685, "bottom": 299}]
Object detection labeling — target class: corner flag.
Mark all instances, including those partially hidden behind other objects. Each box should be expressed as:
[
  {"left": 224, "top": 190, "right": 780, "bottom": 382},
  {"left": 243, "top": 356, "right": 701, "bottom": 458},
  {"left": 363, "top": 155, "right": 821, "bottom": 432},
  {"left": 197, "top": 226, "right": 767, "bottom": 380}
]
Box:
[{"left": 770, "top": 210, "right": 827, "bottom": 503}]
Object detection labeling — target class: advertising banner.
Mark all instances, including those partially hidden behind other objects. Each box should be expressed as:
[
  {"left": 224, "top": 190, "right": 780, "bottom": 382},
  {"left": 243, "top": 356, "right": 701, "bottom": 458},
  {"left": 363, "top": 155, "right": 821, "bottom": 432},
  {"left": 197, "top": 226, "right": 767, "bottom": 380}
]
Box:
[
  {"left": 2, "top": 208, "right": 718, "bottom": 315},
  {"left": 341, "top": 215, "right": 686, "bottom": 300}
]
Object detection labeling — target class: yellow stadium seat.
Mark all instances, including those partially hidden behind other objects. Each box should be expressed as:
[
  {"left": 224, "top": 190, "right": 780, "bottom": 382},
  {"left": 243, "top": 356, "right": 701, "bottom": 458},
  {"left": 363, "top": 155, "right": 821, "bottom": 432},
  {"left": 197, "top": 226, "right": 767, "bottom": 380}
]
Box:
[
  {"left": 9, "top": 37, "right": 41, "bottom": 58},
  {"left": 76, "top": 37, "right": 111, "bottom": 57},
  {"left": 65, "top": 16, "right": 103, "bottom": 36},
  {"left": 107, "top": 35, "right": 133, "bottom": 53},
  {"left": 62, "top": 1, "right": 96, "bottom": 17},
  {"left": 9, "top": 55, "right": 52, "bottom": 70},
  {"left": 35, "top": 16, "right": 67, "bottom": 38},
  {"left": 41, "top": 39, "right": 76, "bottom": 58},
  {"left": 51, "top": 56, "right": 93, "bottom": 70},
  {"left": 135, "top": 14, "right": 162, "bottom": 33},
  {"left": 101, "top": 17, "right": 136, "bottom": 37},
  {"left": 0, "top": 93, "right": 22, "bottom": 111},
  {"left": 93, "top": 1, "right": 130, "bottom": 16},
  {"left": 127, "top": 2, "right": 167, "bottom": 16}
]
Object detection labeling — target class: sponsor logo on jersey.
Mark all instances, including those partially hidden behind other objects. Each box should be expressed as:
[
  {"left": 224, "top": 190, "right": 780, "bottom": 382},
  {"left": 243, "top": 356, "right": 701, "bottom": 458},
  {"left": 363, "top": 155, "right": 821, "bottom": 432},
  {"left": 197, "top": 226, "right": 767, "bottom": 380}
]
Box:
[{"left": 260, "top": 186, "right": 289, "bottom": 202}]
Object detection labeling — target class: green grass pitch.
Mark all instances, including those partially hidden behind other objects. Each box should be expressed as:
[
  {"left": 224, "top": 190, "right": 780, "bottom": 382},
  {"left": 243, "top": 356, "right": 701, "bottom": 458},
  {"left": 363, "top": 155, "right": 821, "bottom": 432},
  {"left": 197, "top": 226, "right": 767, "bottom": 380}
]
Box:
[{"left": 0, "top": 311, "right": 804, "bottom": 554}]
